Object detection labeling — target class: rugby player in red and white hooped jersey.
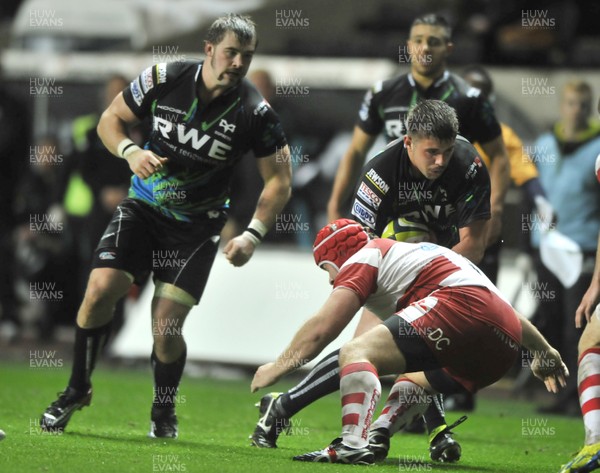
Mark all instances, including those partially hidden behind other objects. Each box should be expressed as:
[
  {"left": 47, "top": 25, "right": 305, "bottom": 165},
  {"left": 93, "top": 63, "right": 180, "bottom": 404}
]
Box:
[
  {"left": 251, "top": 219, "right": 567, "bottom": 465},
  {"left": 559, "top": 151, "right": 600, "bottom": 473}
]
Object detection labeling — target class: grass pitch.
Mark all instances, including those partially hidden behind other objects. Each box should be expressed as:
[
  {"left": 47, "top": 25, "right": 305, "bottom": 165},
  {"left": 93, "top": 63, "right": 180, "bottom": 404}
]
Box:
[{"left": 0, "top": 361, "right": 584, "bottom": 472}]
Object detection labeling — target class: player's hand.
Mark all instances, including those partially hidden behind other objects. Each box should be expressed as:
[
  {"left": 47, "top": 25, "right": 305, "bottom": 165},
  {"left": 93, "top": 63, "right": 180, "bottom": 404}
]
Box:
[
  {"left": 575, "top": 283, "right": 600, "bottom": 328},
  {"left": 251, "top": 362, "right": 281, "bottom": 393},
  {"left": 223, "top": 234, "right": 256, "bottom": 267},
  {"left": 125, "top": 149, "right": 168, "bottom": 180},
  {"left": 530, "top": 348, "right": 569, "bottom": 393}
]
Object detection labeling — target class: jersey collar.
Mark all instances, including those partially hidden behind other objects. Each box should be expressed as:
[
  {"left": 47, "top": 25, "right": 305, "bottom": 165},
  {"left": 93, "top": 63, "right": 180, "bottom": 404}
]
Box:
[{"left": 408, "top": 70, "right": 450, "bottom": 89}]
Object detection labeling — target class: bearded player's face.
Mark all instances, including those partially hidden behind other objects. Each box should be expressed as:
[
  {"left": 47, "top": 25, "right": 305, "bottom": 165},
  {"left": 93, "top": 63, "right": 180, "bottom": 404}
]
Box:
[
  {"left": 407, "top": 25, "right": 452, "bottom": 78},
  {"left": 205, "top": 31, "right": 256, "bottom": 87}
]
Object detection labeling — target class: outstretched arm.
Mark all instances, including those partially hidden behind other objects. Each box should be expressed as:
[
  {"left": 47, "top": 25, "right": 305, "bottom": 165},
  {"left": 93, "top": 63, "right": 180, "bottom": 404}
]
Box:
[
  {"left": 518, "top": 311, "right": 568, "bottom": 393},
  {"left": 251, "top": 288, "right": 361, "bottom": 392}
]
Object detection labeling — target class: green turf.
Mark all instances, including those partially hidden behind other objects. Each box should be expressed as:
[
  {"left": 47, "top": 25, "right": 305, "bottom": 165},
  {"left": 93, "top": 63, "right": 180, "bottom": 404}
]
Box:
[{"left": 0, "top": 361, "right": 585, "bottom": 473}]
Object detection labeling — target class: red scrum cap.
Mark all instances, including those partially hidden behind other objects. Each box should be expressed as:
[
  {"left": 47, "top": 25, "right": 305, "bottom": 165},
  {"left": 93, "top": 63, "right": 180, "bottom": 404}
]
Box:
[{"left": 313, "top": 219, "right": 371, "bottom": 271}]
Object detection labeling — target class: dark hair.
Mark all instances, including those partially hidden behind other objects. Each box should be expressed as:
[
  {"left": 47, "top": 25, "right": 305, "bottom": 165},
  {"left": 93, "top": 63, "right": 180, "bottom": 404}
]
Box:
[
  {"left": 405, "top": 100, "right": 459, "bottom": 142},
  {"left": 461, "top": 65, "right": 494, "bottom": 98},
  {"left": 205, "top": 13, "right": 257, "bottom": 47},
  {"left": 410, "top": 14, "right": 452, "bottom": 41}
]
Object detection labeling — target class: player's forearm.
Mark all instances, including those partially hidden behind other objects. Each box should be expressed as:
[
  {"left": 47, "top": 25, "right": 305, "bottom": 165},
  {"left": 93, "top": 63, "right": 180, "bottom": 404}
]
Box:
[
  {"left": 452, "top": 238, "right": 485, "bottom": 265},
  {"left": 251, "top": 173, "right": 291, "bottom": 231},
  {"left": 518, "top": 311, "right": 552, "bottom": 354},
  {"left": 97, "top": 109, "right": 131, "bottom": 158},
  {"left": 488, "top": 150, "right": 510, "bottom": 215},
  {"left": 272, "top": 317, "right": 338, "bottom": 378}
]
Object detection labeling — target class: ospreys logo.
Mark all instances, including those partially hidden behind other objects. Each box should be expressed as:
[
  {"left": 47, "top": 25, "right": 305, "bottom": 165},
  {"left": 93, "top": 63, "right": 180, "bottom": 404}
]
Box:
[{"left": 153, "top": 117, "right": 232, "bottom": 161}]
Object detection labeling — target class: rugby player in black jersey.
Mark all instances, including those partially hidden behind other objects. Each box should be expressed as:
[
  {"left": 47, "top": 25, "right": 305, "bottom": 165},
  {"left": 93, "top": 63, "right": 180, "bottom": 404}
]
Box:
[
  {"left": 39, "top": 14, "right": 292, "bottom": 438},
  {"left": 251, "top": 100, "right": 488, "bottom": 463}
]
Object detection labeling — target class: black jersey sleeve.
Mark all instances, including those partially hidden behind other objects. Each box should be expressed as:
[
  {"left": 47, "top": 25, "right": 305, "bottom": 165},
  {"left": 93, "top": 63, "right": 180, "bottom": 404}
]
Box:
[
  {"left": 122, "top": 63, "right": 174, "bottom": 119},
  {"left": 454, "top": 139, "right": 491, "bottom": 227},
  {"left": 356, "top": 80, "right": 385, "bottom": 136},
  {"left": 350, "top": 145, "right": 397, "bottom": 235},
  {"left": 247, "top": 99, "right": 288, "bottom": 158},
  {"left": 463, "top": 88, "right": 502, "bottom": 145}
]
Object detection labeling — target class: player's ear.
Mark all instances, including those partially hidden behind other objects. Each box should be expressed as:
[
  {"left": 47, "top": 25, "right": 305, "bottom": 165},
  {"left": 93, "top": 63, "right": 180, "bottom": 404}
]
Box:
[
  {"left": 204, "top": 41, "right": 214, "bottom": 57},
  {"left": 404, "top": 135, "right": 412, "bottom": 149},
  {"left": 444, "top": 40, "right": 454, "bottom": 55}
]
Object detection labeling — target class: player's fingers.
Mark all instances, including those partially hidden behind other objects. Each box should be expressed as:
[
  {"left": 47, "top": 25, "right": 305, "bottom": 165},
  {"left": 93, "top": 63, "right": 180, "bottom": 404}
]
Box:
[{"left": 545, "top": 376, "right": 557, "bottom": 393}]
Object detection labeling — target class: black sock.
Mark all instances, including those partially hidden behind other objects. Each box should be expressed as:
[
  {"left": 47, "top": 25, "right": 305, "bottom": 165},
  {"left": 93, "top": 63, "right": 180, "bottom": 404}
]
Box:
[
  {"left": 424, "top": 394, "right": 446, "bottom": 434},
  {"left": 278, "top": 349, "right": 341, "bottom": 417},
  {"left": 151, "top": 346, "right": 187, "bottom": 409},
  {"left": 68, "top": 322, "right": 111, "bottom": 392}
]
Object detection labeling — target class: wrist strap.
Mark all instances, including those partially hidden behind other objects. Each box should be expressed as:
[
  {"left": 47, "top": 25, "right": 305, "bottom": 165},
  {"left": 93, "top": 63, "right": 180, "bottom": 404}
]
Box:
[
  {"left": 117, "top": 138, "right": 141, "bottom": 159},
  {"left": 247, "top": 218, "right": 268, "bottom": 238},
  {"left": 242, "top": 230, "right": 261, "bottom": 247}
]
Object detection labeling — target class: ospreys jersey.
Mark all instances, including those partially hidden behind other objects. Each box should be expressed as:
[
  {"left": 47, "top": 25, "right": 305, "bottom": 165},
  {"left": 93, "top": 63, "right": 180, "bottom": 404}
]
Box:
[
  {"left": 351, "top": 135, "right": 490, "bottom": 247},
  {"left": 122, "top": 61, "right": 287, "bottom": 222},
  {"left": 358, "top": 71, "right": 501, "bottom": 144}
]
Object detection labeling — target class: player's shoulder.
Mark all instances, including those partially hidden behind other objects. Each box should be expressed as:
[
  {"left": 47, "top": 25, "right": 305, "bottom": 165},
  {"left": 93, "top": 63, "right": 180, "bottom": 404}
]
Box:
[
  {"left": 447, "top": 72, "right": 483, "bottom": 100},
  {"left": 158, "top": 61, "right": 200, "bottom": 83},
  {"left": 237, "top": 78, "right": 276, "bottom": 119},
  {"left": 378, "top": 72, "right": 411, "bottom": 95},
  {"left": 369, "top": 137, "right": 404, "bottom": 164},
  {"left": 448, "top": 135, "right": 487, "bottom": 178}
]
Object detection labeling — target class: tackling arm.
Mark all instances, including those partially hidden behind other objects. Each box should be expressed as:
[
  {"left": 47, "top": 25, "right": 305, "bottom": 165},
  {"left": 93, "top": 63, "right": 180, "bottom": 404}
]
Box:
[{"left": 251, "top": 288, "right": 361, "bottom": 392}]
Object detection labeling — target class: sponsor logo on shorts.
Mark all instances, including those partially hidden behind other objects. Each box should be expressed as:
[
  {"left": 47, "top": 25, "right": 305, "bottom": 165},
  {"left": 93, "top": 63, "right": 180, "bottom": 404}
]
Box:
[
  {"left": 366, "top": 168, "right": 390, "bottom": 194},
  {"left": 140, "top": 67, "right": 154, "bottom": 94},
  {"left": 357, "top": 182, "right": 382, "bottom": 209},
  {"left": 130, "top": 79, "right": 143, "bottom": 107},
  {"left": 157, "top": 63, "right": 168, "bottom": 84},
  {"left": 427, "top": 327, "right": 451, "bottom": 351},
  {"left": 352, "top": 200, "right": 376, "bottom": 227},
  {"left": 99, "top": 251, "right": 117, "bottom": 260}
]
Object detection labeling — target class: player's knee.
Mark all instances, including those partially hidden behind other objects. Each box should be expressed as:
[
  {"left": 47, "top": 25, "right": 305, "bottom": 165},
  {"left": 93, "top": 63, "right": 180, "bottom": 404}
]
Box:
[
  {"left": 84, "top": 269, "right": 130, "bottom": 310},
  {"left": 339, "top": 338, "right": 370, "bottom": 367},
  {"left": 577, "top": 323, "right": 600, "bottom": 356},
  {"left": 153, "top": 331, "right": 185, "bottom": 360}
]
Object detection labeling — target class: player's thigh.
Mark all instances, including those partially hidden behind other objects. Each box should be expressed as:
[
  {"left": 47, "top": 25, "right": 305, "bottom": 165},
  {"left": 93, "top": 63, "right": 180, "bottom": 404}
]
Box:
[
  {"left": 353, "top": 307, "right": 383, "bottom": 338},
  {"left": 340, "top": 324, "right": 408, "bottom": 376},
  {"left": 152, "top": 215, "right": 225, "bottom": 305},
  {"left": 579, "top": 309, "right": 600, "bottom": 353}
]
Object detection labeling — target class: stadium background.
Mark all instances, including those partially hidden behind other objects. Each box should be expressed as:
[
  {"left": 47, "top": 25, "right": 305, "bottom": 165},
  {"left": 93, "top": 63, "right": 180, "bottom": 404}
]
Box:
[{"left": 0, "top": 1, "right": 598, "bottom": 472}]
